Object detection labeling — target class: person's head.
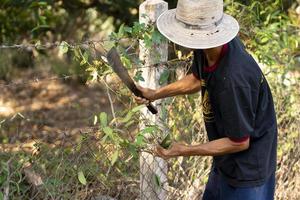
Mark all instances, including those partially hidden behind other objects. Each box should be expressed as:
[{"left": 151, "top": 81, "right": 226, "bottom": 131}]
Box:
[{"left": 157, "top": 0, "right": 239, "bottom": 50}]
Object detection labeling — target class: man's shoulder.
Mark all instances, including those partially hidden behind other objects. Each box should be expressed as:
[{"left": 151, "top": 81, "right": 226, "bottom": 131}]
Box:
[{"left": 220, "top": 39, "right": 262, "bottom": 89}]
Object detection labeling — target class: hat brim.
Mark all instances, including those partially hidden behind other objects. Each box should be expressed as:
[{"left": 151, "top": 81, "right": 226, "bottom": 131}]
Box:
[{"left": 157, "top": 9, "right": 239, "bottom": 49}]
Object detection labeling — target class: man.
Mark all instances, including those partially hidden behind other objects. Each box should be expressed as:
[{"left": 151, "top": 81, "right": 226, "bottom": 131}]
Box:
[{"left": 134, "top": 0, "right": 278, "bottom": 200}]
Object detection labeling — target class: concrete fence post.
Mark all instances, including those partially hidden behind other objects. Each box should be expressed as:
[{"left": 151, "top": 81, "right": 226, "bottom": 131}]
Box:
[{"left": 139, "top": 0, "right": 168, "bottom": 199}]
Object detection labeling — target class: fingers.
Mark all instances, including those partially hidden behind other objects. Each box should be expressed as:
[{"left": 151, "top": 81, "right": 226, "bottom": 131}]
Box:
[
  {"left": 153, "top": 145, "right": 169, "bottom": 160},
  {"left": 133, "top": 95, "right": 151, "bottom": 105}
]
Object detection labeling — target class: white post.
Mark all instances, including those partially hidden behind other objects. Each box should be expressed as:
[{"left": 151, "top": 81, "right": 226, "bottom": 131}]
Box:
[{"left": 139, "top": 0, "right": 168, "bottom": 200}]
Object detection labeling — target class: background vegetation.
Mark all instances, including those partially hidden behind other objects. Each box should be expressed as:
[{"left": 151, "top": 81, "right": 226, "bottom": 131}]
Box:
[{"left": 0, "top": 0, "right": 299, "bottom": 199}]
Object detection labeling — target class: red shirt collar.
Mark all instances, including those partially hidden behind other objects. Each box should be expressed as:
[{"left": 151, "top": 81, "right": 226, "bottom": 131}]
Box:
[{"left": 204, "top": 43, "right": 229, "bottom": 73}]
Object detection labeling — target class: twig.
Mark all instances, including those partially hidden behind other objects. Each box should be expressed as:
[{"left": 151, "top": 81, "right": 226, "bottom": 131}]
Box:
[
  {"left": 103, "top": 78, "right": 116, "bottom": 120},
  {"left": 3, "top": 158, "right": 12, "bottom": 200}
]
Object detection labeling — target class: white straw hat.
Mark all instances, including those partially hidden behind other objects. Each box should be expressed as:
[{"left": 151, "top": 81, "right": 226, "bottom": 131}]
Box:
[{"left": 157, "top": 0, "right": 239, "bottom": 49}]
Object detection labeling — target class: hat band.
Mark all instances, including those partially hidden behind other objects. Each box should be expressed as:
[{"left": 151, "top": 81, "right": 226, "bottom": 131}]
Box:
[{"left": 175, "top": 15, "right": 224, "bottom": 30}]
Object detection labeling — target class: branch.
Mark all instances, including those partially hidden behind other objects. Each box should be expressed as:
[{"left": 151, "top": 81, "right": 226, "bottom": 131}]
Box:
[{"left": 3, "top": 159, "right": 12, "bottom": 200}]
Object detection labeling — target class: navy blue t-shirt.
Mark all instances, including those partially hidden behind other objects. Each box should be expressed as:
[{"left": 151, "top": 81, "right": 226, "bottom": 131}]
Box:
[{"left": 191, "top": 37, "right": 278, "bottom": 187}]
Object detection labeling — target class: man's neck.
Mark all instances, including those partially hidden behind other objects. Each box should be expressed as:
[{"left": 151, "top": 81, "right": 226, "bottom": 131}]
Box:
[{"left": 203, "top": 46, "right": 223, "bottom": 66}]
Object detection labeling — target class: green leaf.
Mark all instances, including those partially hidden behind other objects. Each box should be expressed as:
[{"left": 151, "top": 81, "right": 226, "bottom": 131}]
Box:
[
  {"left": 139, "top": 126, "right": 158, "bottom": 135},
  {"left": 260, "top": 37, "right": 269, "bottom": 44},
  {"left": 99, "top": 112, "right": 108, "bottom": 127},
  {"left": 125, "top": 120, "right": 135, "bottom": 128},
  {"left": 135, "top": 134, "right": 144, "bottom": 146},
  {"left": 103, "top": 41, "right": 115, "bottom": 51},
  {"left": 160, "top": 133, "right": 171, "bottom": 149},
  {"left": 151, "top": 30, "right": 162, "bottom": 44},
  {"left": 159, "top": 69, "right": 170, "bottom": 85},
  {"left": 124, "top": 26, "right": 132, "bottom": 34},
  {"left": 83, "top": 52, "right": 89, "bottom": 62},
  {"left": 143, "top": 34, "right": 152, "bottom": 48},
  {"left": 109, "top": 32, "right": 118, "bottom": 41},
  {"left": 110, "top": 150, "right": 119, "bottom": 165},
  {"left": 154, "top": 174, "right": 162, "bottom": 188},
  {"left": 73, "top": 48, "right": 81, "bottom": 60},
  {"left": 80, "top": 59, "right": 87, "bottom": 66},
  {"left": 39, "top": 16, "right": 47, "bottom": 25},
  {"left": 118, "top": 24, "right": 125, "bottom": 38},
  {"left": 30, "top": 2, "right": 48, "bottom": 8},
  {"left": 131, "top": 105, "right": 145, "bottom": 113},
  {"left": 78, "top": 171, "right": 87, "bottom": 185},
  {"left": 0, "top": 191, "right": 3, "bottom": 200},
  {"left": 31, "top": 25, "right": 50, "bottom": 33},
  {"left": 103, "top": 127, "right": 114, "bottom": 138},
  {"left": 120, "top": 112, "right": 133, "bottom": 123},
  {"left": 121, "top": 56, "right": 132, "bottom": 69},
  {"left": 133, "top": 71, "right": 144, "bottom": 82}
]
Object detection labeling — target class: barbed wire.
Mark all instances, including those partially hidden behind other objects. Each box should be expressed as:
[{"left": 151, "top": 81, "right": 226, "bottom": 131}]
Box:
[
  {"left": 0, "top": 60, "right": 191, "bottom": 89},
  {"left": 0, "top": 74, "right": 79, "bottom": 88},
  {"left": 0, "top": 39, "right": 112, "bottom": 50}
]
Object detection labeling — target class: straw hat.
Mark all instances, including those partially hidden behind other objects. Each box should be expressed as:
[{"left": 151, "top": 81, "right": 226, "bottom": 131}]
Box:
[{"left": 157, "top": 0, "right": 239, "bottom": 49}]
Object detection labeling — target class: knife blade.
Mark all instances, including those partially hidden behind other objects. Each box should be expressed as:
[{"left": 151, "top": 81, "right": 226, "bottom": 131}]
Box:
[{"left": 107, "top": 47, "right": 158, "bottom": 114}]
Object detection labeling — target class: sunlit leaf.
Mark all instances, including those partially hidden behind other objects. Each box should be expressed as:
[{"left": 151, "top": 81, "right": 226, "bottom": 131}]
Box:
[
  {"left": 177, "top": 50, "right": 182, "bottom": 59},
  {"left": 99, "top": 112, "right": 108, "bottom": 127},
  {"left": 131, "top": 105, "right": 145, "bottom": 113},
  {"left": 120, "top": 112, "right": 133, "bottom": 123},
  {"left": 135, "top": 134, "right": 144, "bottom": 146},
  {"left": 103, "top": 127, "right": 114, "bottom": 139},
  {"left": 110, "top": 150, "right": 119, "bottom": 165},
  {"left": 80, "top": 59, "right": 87, "bottom": 66},
  {"left": 121, "top": 56, "right": 132, "bottom": 69},
  {"left": 59, "top": 41, "right": 69, "bottom": 54},
  {"left": 118, "top": 24, "right": 125, "bottom": 38},
  {"left": 93, "top": 115, "right": 98, "bottom": 125},
  {"left": 139, "top": 126, "right": 157, "bottom": 135},
  {"left": 78, "top": 171, "right": 87, "bottom": 185}
]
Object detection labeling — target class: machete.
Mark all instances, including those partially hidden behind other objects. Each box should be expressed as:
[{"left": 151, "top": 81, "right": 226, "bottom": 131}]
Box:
[{"left": 106, "top": 47, "right": 158, "bottom": 115}]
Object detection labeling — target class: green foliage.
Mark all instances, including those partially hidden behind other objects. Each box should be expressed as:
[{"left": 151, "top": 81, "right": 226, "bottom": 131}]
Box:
[
  {"left": 160, "top": 133, "right": 171, "bottom": 149},
  {"left": 225, "top": 0, "right": 299, "bottom": 68},
  {"left": 159, "top": 69, "right": 170, "bottom": 85},
  {"left": 77, "top": 171, "right": 87, "bottom": 185},
  {"left": 0, "top": 1, "right": 299, "bottom": 199},
  {"left": 0, "top": 0, "right": 148, "bottom": 43}
]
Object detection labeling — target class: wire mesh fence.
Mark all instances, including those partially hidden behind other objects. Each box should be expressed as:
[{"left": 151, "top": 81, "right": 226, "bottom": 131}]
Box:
[
  {"left": 0, "top": 65, "right": 299, "bottom": 200},
  {"left": 0, "top": 31, "right": 299, "bottom": 200}
]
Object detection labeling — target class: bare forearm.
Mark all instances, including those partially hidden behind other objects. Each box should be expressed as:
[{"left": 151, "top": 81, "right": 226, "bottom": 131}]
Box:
[
  {"left": 153, "top": 74, "right": 201, "bottom": 100},
  {"left": 172, "top": 138, "right": 249, "bottom": 157}
]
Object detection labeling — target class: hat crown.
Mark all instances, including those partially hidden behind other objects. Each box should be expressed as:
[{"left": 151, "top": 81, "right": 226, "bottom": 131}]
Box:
[{"left": 176, "top": 0, "right": 223, "bottom": 26}]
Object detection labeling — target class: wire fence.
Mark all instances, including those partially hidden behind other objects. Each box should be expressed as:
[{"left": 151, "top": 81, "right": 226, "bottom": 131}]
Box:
[
  {"left": 0, "top": 40, "right": 111, "bottom": 50},
  {"left": 0, "top": 68, "right": 299, "bottom": 200},
  {"left": 0, "top": 39, "right": 300, "bottom": 200}
]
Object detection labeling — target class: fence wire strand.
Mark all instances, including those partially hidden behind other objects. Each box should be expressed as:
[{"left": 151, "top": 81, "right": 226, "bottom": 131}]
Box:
[{"left": 0, "top": 38, "right": 299, "bottom": 200}]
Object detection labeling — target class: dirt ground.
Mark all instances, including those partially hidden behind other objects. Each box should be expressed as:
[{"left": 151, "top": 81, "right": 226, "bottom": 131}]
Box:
[{"left": 0, "top": 68, "right": 122, "bottom": 150}]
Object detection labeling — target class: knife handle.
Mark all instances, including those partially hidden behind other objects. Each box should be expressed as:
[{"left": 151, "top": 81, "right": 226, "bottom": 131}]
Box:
[
  {"left": 133, "top": 87, "right": 158, "bottom": 114},
  {"left": 147, "top": 103, "right": 158, "bottom": 114}
]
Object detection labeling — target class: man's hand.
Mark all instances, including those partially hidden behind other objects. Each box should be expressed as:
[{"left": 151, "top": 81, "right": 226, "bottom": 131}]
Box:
[
  {"left": 134, "top": 85, "right": 156, "bottom": 105},
  {"left": 133, "top": 74, "right": 201, "bottom": 105},
  {"left": 153, "top": 137, "right": 249, "bottom": 159},
  {"left": 154, "top": 142, "right": 187, "bottom": 160}
]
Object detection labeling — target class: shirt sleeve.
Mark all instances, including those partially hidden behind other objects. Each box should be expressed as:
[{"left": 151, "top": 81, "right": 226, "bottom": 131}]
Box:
[{"left": 216, "top": 85, "right": 257, "bottom": 140}]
